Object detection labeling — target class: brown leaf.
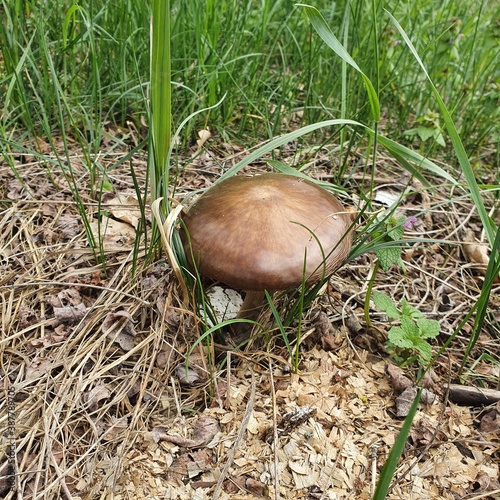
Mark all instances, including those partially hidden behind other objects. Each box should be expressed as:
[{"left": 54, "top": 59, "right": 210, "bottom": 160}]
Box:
[
  {"left": 196, "top": 128, "right": 211, "bottom": 151},
  {"left": 46, "top": 287, "right": 83, "bottom": 308},
  {"left": 53, "top": 303, "right": 87, "bottom": 324},
  {"left": 480, "top": 409, "right": 500, "bottom": 433},
  {"left": 386, "top": 363, "right": 413, "bottom": 394},
  {"left": 101, "top": 416, "right": 128, "bottom": 442},
  {"left": 90, "top": 216, "right": 136, "bottom": 252},
  {"left": 101, "top": 310, "right": 136, "bottom": 351},
  {"left": 54, "top": 213, "right": 81, "bottom": 239},
  {"left": 84, "top": 383, "right": 111, "bottom": 412},
  {"left": 315, "top": 312, "right": 340, "bottom": 351},
  {"left": 175, "top": 351, "right": 208, "bottom": 385},
  {"left": 410, "top": 416, "right": 446, "bottom": 446},
  {"left": 462, "top": 228, "right": 491, "bottom": 275},
  {"left": 152, "top": 414, "right": 219, "bottom": 449},
  {"left": 105, "top": 195, "right": 142, "bottom": 229},
  {"left": 395, "top": 387, "right": 437, "bottom": 417},
  {"left": 224, "top": 475, "right": 269, "bottom": 496},
  {"left": 166, "top": 449, "right": 213, "bottom": 483},
  {"left": 473, "top": 471, "right": 500, "bottom": 493}
]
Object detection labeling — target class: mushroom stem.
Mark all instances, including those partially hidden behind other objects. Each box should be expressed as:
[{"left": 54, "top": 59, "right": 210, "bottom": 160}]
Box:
[
  {"left": 230, "top": 290, "right": 267, "bottom": 339},
  {"left": 237, "top": 290, "right": 267, "bottom": 322}
]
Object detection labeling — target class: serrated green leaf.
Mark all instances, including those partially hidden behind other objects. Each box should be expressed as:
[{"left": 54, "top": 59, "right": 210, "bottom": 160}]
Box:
[
  {"left": 372, "top": 291, "right": 401, "bottom": 319},
  {"left": 387, "top": 223, "right": 404, "bottom": 241},
  {"left": 400, "top": 316, "right": 420, "bottom": 339},
  {"left": 417, "top": 318, "right": 441, "bottom": 339},
  {"left": 400, "top": 298, "right": 424, "bottom": 319},
  {"left": 376, "top": 246, "right": 403, "bottom": 271},
  {"left": 413, "top": 338, "right": 432, "bottom": 362},
  {"left": 387, "top": 326, "right": 413, "bottom": 349}
]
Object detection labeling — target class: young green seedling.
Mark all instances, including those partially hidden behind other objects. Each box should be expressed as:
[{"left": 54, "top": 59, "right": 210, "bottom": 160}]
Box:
[{"left": 373, "top": 291, "right": 440, "bottom": 367}]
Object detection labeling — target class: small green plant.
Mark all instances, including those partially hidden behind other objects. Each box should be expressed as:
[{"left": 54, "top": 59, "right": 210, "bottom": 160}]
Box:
[
  {"left": 372, "top": 291, "right": 441, "bottom": 366},
  {"left": 371, "top": 214, "right": 412, "bottom": 272},
  {"left": 404, "top": 110, "right": 446, "bottom": 147}
]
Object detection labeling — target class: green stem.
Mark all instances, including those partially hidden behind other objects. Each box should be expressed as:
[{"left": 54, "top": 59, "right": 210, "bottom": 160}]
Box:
[{"left": 364, "top": 259, "right": 380, "bottom": 326}]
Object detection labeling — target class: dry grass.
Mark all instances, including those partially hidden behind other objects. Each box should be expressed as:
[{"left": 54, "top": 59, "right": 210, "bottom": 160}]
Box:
[{"left": 1, "top": 137, "right": 499, "bottom": 499}]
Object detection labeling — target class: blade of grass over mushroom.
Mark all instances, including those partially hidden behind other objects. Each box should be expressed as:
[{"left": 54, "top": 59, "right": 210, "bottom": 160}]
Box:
[
  {"left": 386, "top": 10, "right": 498, "bottom": 248},
  {"left": 297, "top": 3, "right": 380, "bottom": 123},
  {"left": 373, "top": 389, "right": 422, "bottom": 500},
  {"left": 218, "top": 119, "right": 459, "bottom": 188},
  {"left": 266, "top": 159, "right": 349, "bottom": 194}
]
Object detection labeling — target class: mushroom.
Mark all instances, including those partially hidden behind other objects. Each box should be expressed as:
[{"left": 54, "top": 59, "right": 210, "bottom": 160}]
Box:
[{"left": 180, "top": 173, "right": 353, "bottom": 338}]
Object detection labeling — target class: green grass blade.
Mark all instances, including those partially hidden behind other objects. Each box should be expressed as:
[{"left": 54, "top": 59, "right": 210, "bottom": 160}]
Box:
[
  {"left": 386, "top": 10, "right": 498, "bottom": 247},
  {"left": 151, "top": 0, "right": 172, "bottom": 202},
  {"left": 298, "top": 4, "right": 380, "bottom": 123},
  {"left": 373, "top": 389, "right": 422, "bottom": 500},
  {"left": 460, "top": 224, "right": 500, "bottom": 370},
  {"left": 218, "top": 119, "right": 458, "bottom": 188}
]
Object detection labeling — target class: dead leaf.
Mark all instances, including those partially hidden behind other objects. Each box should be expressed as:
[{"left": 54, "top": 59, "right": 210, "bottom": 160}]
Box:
[
  {"left": 152, "top": 414, "right": 219, "bottom": 449},
  {"left": 395, "top": 387, "right": 437, "bottom": 417},
  {"left": 54, "top": 213, "right": 81, "bottom": 239},
  {"left": 315, "top": 312, "right": 340, "bottom": 351},
  {"left": 410, "top": 416, "right": 446, "bottom": 446},
  {"left": 166, "top": 449, "right": 213, "bottom": 484},
  {"left": 52, "top": 303, "right": 87, "bottom": 324},
  {"left": 175, "top": 351, "right": 208, "bottom": 385},
  {"left": 196, "top": 129, "right": 211, "bottom": 151},
  {"left": 155, "top": 345, "right": 176, "bottom": 370},
  {"left": 480, "top": 408, "right": 500, "bottom": 433},
  {"left": 386, "top": 363, "right": 413, "bottom": 394},
  {"left": 101, "top": 310, "right": 137, "bottom": 351},
  {"left": 46, "top": 287, "right": 83, "bottom": 307},
  {"left": 473, "top": 471, "right": 500, "bottom": 493},
  {"left": 462, "top": 229, "right": 491, "bottom": 274},
  {"left": 90, "top": 216, "right": 136, "bottom": 252},
  {"left": 84, "top": 383, "right": 111, "bottom": 412},
  {"left": 224, "top": 475, "right": 269, "bottom": 496},
  {"left": 105, "top": 195, "right": 142, "bottom": 229},
  {"left": 101, "top": 416, "right": 128, "bottom": 442}
]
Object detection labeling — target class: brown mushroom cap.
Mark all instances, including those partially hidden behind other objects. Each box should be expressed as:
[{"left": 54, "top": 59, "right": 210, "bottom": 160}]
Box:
[{"left": 181, "top": 173, "right": 353, "bottom": 291}]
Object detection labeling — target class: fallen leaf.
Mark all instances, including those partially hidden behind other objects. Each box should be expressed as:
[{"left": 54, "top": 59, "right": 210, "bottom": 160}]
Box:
[
  {"left": 462, "top": 229, "right": 490, "bottom": 270},
  {"left": 101, "top": 310, "right": 137, "bottom": 351},
  {"left": 473, "top": 471, "right": 500, "bottom": 493},
  {"left": 84, "top": 383, "right": 111, "bottom": 412},
  {"left": 90, "top": 216, "right": 136, "bottom": 252},
  {"left": 46, "top": 287, "right": 83, "bottom": 307},
  {"left": 196, "top": 128, "right": 211, "bottom": 151},
  {"left": 105, "top": 195, "right": 142, "bottom": 229},
  {"left": 480, "top": 409, "right": 500, "bottom": 433},
  {"left": 166, "top": 449, "right": 213, "bottom": 484},
  {"left": 101, "top": 416, "right": 128, "bottom": 442},
  {"left": 410, "top": 416, "right": 446, "bottom": 446},
  {"left": 175, "top": 351, "right": 208, "bottom": 385},
  {"left": 386, "top": 363, "right": 413, "bottom": 394},
  {"left": 54, "top": 213, "right": 81, "bottom": 239},
  {"left": 395, "top": 387, "right": 437, "bottom": 417},
  {"left": 52, "top": 303, "right": 87, "bottom": 324},
  {"left": 152, "top": 414, "right": 219, "bottom": 449}
]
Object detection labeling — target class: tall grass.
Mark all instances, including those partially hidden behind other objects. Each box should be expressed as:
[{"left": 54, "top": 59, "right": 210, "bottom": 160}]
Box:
[{"left": 1, "top": 0, "right": 497, "bottom": 158}]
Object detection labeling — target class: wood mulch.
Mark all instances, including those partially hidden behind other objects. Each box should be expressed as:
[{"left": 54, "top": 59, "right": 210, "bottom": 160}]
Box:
[{"left": 0, "top": 133, "right": 499, "bottom": 499}]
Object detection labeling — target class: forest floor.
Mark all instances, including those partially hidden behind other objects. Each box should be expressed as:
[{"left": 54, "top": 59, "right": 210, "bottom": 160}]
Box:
[{"left": 1, "top": 132, "right": 499, "bottom": 499}]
